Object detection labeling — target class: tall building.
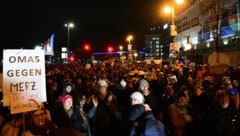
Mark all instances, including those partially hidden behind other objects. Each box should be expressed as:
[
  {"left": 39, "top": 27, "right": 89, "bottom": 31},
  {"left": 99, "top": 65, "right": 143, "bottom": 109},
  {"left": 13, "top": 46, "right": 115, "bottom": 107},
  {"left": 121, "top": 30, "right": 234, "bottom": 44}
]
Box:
[
  {"left": 143, "top": 24, "right": 172, "bottom": 60},
  {"left": 144, "top": 0, "right": 240, "bottom": 67},
  {"left": 175, "top": 0, "right": 240, "bottom": 67}
]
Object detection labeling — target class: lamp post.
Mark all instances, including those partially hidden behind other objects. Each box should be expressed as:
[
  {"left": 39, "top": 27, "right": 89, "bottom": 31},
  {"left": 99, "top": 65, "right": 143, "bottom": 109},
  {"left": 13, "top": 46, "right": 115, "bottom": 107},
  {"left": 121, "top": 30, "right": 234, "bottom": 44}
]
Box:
[
  {"left": 164, "top": 0, "right": 184, "bottom": 39},
  {"left": 164, "top": 6, "right": 177, "bottom": 39},
  {"left": 64, "top": 22, "right": 74, "bottom": 54},
  {"left": 164, "top": 0, "right": 184, "bottom": 66},
  {"left": 126, "top": 35, "right": 133, "bottom": 51},
  {"left": 126, "top": 35, "right": 133, "bottom": 61},
  {"left": 119, "top": 45, "right": 123, "bottom": 55},
  {"left": 134, "top": 52, "right": 138, "bottom": 62},
  {"left": 126, "top": 35, "right": 133, "bottom": 45}
]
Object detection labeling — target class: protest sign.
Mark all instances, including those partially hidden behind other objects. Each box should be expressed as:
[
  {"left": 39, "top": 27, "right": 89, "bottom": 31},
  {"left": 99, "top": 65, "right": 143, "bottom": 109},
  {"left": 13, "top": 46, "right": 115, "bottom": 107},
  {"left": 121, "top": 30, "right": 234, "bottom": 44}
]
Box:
[{"left": 3, "top": 49, "right": 46, "bottom": 114}]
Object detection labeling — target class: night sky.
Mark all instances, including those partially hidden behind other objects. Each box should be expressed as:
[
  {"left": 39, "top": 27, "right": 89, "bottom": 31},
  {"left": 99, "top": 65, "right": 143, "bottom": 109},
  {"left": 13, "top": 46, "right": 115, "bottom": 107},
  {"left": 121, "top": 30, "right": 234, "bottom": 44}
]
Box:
[{"left": 1, "top": 0, "right": 165, "bottom": 52}]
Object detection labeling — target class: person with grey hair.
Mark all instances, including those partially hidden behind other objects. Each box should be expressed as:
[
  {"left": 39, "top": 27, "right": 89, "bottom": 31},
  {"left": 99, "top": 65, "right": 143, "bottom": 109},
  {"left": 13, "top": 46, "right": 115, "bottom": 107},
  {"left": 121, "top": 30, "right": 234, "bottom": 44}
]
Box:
[
  {"left": 116, "top": 91, "right": 165, "bottom": 136},
  {"left": 138, "top": 79, "right": 161, "bottom": 120},
  {"left": 130, "top": 91, "right": 145, "bottom": 105}
]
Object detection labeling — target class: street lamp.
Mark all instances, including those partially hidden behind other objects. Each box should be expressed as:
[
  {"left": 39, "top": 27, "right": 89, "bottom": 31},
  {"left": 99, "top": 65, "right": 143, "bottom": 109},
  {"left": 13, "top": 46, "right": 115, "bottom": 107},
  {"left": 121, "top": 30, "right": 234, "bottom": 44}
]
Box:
[
  {"left": 164, "top": 0, "right": 184, "bottom": 66},
  {"left": 164, "top": 6, "right": 177, "bottom": 37},
  {"left": 126, "top": 35, "right": 133, "bottom": 45},
  {"left": 126, "top": 35, "right": 133, "bottom": 51},
  {"left": 126, "top": 35, "right": 134, "bottom": 61},
  {"left": 164, "top": 0, "right": 184, "bottom": 38},
  {"left": 64, "top": 22, "right": 74, "bottom": 53},
  {"left": 119, "top": 45, "right": 123, "bottom": 55},
  {"left": 134, "top": 52, "right": 138, "bottom": 62}
]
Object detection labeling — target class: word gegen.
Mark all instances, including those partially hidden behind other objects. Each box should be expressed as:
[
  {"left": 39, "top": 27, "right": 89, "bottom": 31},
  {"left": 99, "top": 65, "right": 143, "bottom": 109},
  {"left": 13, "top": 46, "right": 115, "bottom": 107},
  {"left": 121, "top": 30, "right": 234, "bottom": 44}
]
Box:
[{"left": 7, "top": 69, "right": 42, "bottom": 77}]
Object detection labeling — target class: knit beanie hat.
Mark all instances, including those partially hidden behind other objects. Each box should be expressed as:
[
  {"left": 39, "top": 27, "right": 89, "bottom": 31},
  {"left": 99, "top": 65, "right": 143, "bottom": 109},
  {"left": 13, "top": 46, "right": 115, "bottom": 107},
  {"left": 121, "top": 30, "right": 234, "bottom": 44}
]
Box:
[{"left": 59, "top": 95, "right": 72, "bottom": 105}]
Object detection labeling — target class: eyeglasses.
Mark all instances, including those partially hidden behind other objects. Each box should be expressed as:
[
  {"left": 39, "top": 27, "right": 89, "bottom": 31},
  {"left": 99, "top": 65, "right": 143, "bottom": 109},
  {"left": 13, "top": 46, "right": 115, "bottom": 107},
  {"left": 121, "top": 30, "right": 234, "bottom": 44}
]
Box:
[{"left": 33, "top": 112, "right": 45, "bottom": 118}]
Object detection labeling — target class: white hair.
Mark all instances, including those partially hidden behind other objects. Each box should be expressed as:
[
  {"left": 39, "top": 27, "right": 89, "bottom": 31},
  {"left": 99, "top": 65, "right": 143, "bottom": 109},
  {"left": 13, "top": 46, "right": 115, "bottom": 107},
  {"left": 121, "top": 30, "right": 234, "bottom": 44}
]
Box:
[{"left": 130, "top": 91, "right": 145, "bottom": 104}]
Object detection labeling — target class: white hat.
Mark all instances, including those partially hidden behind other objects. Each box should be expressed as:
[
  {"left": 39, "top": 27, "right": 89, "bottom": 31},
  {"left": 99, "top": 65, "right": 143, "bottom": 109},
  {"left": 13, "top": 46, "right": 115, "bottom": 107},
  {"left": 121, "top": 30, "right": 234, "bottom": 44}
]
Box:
[{"left": 98, "top": 79, "right": 108, "bottom": 87}]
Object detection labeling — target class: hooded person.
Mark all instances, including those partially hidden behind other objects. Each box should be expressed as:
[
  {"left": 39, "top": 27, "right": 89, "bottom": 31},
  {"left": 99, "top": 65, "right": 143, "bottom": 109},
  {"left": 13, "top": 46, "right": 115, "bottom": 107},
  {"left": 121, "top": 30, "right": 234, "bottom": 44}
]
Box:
[
  {"left": 61, "top": 82, "right": 82, "bottom": 107},
  {"left": 61, "top": 82, "right": 75, "bottom": 96}
]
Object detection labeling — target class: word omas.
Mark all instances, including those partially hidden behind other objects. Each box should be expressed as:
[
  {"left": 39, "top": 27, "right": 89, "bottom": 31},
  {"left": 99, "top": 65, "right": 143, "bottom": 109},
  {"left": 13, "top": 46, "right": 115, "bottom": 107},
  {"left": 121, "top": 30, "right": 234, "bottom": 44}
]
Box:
[
  {"left": 9, "top": 55, "right": 40, "bottom": 63},
  {"left": 7, "top": 55, "right": 42, "bottom": 77},
  {"left": 7, "top": 56, "right": 41, "bottom": 92}
]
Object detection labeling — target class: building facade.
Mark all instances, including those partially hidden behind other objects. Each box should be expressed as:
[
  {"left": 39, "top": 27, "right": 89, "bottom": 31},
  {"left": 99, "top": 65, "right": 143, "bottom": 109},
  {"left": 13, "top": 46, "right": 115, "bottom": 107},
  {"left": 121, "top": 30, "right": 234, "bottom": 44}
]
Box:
[
  {"left": 143, "top": 25, "right": 172, "bottom": 61},
  {"left": 144, "top": 0, "right": 240, "bottom": 68},
  {"left": 175, "top": 0, "right": 240, "bottom": 67}
]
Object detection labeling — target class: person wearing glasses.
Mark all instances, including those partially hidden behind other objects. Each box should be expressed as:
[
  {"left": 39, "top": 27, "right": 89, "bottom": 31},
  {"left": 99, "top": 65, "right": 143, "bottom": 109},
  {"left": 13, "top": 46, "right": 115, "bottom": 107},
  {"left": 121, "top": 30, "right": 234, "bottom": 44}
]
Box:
[{"left": 24, "top": 107, "right": 57, "bottom": 136}]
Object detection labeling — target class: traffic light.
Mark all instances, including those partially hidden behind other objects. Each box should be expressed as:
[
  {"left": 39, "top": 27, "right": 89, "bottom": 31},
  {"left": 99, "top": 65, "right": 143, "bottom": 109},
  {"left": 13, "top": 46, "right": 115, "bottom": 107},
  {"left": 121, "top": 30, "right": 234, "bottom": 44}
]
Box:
[
  {"left": 69, "top": 55, "right": 75, "bottom": 62},
  {"left": 107, "top": 46, "right": 114, "bottom": 52},
  {"left": 84, "top": 44, "right": 90, "bottom": 51}
]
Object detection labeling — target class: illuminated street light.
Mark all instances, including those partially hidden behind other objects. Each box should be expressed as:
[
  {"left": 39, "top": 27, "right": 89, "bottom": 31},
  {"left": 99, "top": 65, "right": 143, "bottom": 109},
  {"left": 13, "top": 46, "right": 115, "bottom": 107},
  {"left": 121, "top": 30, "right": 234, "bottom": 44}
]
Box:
[
  {"left": 176, "top": 0, "right": 184, "bottom": 4},
  {"left": 119, "top": 45, "right": 123, "bottom": 55},
  {"left": 126, "top": 35, "right": 133, "bottom": 52},
  {"left": 64, "top": 22, "right": 74, "bottom": 53},
  {"left": 163, "top": 0, "right": 184, "bottom": 37},
  {"left": 119, "top": 45, "right": 123, "bottom": 51},
  {"left": 164, "top": 0, "right": 184, "bottom": 65},
  {"left": 164, "top": 6, "right": 177, "bottom": 37},
  {"left": 134, "top": 52, "right": 138, "bottom": 62},
  {"left": 126, "top": 35, "right": 133, "bottom": 45},
  {"left": 134, "top": 52, "right": 138, "bottom": 58}
]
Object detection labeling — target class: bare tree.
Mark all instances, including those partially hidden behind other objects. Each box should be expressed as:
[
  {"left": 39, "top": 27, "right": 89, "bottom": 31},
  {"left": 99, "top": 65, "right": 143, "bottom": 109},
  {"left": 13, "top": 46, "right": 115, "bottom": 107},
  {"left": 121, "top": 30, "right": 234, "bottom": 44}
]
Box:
[{"left": 202, "top": 0, "right": 225, "bottom": 63}]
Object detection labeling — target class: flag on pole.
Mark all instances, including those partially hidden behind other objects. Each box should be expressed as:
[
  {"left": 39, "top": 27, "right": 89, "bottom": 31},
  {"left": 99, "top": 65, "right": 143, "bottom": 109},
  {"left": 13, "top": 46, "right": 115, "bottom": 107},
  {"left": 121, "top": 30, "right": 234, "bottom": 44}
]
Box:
[{"left": 43, "top": 33, "right": 55, "bottom": 56}]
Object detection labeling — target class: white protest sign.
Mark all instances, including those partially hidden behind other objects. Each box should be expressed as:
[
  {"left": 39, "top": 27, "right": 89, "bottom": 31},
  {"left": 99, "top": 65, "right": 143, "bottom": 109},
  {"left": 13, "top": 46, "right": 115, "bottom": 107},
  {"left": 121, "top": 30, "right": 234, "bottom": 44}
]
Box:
[{"left": 3, "top": 49, "right": 46, "bottom": 114}]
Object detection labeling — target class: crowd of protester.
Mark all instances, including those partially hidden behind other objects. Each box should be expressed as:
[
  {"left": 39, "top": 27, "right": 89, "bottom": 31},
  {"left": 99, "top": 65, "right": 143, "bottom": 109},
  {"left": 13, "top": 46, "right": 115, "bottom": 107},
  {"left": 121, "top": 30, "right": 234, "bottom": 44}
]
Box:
[{"left": 1, "top": 60, "right": 240, "bottom": 136}]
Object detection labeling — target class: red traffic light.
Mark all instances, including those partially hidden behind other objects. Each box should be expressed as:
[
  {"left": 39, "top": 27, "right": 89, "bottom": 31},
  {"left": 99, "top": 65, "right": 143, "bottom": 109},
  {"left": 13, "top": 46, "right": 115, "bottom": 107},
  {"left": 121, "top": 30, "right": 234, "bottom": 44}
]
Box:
[
  {"left": 107, "top": 46, "right": 114, "bottom": 52},
  {"left": 69, "top": 55, "right": 75, "bottom": 62},
  {"left": 84, "top": 44, "right": 90, "bottom": 51}
]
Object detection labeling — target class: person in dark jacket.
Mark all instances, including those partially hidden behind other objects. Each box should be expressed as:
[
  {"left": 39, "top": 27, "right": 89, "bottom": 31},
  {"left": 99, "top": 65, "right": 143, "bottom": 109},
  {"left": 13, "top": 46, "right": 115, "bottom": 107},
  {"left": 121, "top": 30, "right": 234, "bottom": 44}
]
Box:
[
  {"left": 128, "top": 91, "right": 165, "bottom": 136},
  {"left": 189, "top": 85, "right": 212, "bottom": 135},
  {"left": 138, "top": 79, "right": 161, "bottom": 119},
  {"left": 201, "top": 89, "right": 240, "bottom": 136},
  {"left": 84, "top": 79, "right": 118, "bottom": 136},
  {"left": 58, "top": 94, "right": 90, "bottom": 135}
]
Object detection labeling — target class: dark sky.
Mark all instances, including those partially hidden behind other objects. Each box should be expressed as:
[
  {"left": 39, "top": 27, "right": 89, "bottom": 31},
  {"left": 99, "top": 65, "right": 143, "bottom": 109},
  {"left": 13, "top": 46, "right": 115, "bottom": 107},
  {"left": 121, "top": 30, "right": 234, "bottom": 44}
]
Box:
[{"left": 1, "top": 0, "right": 163, "bottom": 52}]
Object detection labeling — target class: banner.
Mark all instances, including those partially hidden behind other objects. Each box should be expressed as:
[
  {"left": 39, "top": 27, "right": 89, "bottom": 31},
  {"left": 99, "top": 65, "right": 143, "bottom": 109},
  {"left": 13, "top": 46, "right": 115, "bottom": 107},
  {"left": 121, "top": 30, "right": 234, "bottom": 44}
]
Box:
[{"left": 3, "top": 49, "right": 46, "bottom": 114}]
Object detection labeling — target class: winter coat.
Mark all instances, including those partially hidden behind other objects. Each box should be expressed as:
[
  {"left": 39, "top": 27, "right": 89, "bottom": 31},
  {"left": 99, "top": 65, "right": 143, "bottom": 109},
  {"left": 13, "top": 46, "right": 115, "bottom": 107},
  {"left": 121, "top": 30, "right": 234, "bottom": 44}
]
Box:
[
  {"left": 129, "top": 104, "right": 165, "bottom": 136},
  {"left": 201, "top": 103, "right": 239, "bottom": 136}
]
